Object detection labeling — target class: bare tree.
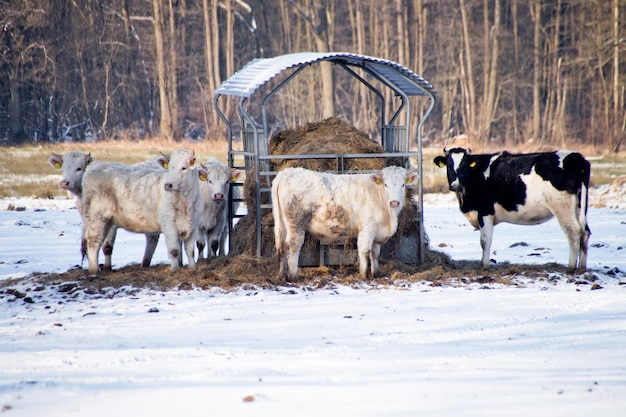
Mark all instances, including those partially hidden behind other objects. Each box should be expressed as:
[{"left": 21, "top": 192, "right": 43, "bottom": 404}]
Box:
[
  {"left": 289, "top": 0, "right": 335, "bottom": 118},
  {"left": 153, "top": 0, "right": 174, "bottom": 140},
  {"left": 458, "top": 0, "right": 477, "bottom": 144},
  {"left": 532, "top": 0, "right": 542, "bottom": 143},
  {"left": 479, "top": 0, "right": 500, "bottom": 145}
]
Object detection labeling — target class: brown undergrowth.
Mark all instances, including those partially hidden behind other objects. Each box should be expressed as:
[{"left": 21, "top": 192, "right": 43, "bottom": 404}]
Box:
[{"left": 0, "top": 247, "right": 587, "bottom": 300}]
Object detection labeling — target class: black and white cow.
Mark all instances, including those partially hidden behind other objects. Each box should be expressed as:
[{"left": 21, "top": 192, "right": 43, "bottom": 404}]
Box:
[{"left": 434, "top": 148, "right": 590, "bottom": 272}]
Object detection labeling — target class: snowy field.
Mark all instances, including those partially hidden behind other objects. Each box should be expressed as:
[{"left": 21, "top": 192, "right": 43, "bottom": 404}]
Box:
[{"left": 1, "top": 191, "right": 625, "bottom": 416}]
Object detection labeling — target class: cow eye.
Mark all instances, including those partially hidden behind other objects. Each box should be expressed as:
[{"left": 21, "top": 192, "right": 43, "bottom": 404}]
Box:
[{"left": 76, "top": 167, "right": 82, "bottom": 172}]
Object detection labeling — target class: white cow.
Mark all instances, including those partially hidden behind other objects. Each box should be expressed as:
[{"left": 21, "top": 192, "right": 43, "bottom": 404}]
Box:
[
  {"left": 196, "top": 157, "right": 243, "bottom": 260},
  {"left": 48, "top": 151, "right": 93, "bottom": 213},
  {"left": 271, "top": 166, "right": 419, "bottom": 280},
  {"left": 49, "top": 152, "right": 161, "bottom": 271},
  {"left": 81, "top": 149, "right": 206, "bottom": 274}
]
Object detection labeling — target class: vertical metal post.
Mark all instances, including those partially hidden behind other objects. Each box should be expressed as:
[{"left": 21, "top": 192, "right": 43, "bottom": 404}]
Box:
[{"left": 417, "top": 93, "right": 437, "bottom": 263}]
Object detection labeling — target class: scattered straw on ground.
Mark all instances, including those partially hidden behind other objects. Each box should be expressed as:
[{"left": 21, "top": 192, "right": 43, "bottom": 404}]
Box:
[{"left": 0, "top": 247, "right": 607, "bottom": 302}]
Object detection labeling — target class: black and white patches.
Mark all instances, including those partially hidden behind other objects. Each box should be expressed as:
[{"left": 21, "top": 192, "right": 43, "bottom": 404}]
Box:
[{"left": 434, "top": 147, "right": 591, "bottom": 272}]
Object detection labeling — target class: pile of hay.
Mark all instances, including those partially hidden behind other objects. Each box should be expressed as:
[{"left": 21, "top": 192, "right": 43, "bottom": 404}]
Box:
[
  {"left": 269, "top": 117, "right": 401, "bottom": 171},
  {"left": 231, "top": 117, "right": 422, "bottom": 267}
]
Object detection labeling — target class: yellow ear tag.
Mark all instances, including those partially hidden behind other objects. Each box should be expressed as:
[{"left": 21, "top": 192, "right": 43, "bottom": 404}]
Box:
[
  {"left": 54, "top": 162, "right": 62, "bottom": 169},
  {"left": 163, "top": 162, "right": 169, "bottom": 169},
  {"left": 469, "top": 161, "right": 477, "bottom": 168},
  {"left": 231, "top": 176, "right": 238, "bottom": 182},
  {"left": 199, "top": 173, "right": 207, "bottom": 182},
  {"left": 436, "top": 161, "right": 445, "bottom": 168},
  {"left": 375, "top": 178, "right": 383, "bottom": 185}
]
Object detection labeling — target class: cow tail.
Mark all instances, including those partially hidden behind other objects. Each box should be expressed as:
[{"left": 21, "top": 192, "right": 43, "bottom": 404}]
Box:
[
  {"left": 271, "top": 176, "right": 284, "bottom": 259},
  {"left": 578, "top": 155, "right": 591, "bottom": 234},
  {"left": 579, "top": 180, "right": 589, "bottom": 232}
]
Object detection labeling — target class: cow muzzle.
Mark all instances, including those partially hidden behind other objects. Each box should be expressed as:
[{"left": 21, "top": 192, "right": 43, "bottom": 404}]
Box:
[
  {"left": 164, "top": 182, "right": 175, "bottom": 191},
  {"left": 449, "top": 180, "right": 462, "bottom": 192},
  {"left": 389, "top": 200, "right": 401, "bottom": 208},
  {"left": 212, "top": 193, "right": 224, "bottom": 201},
  {"left": 59, "top": 180, "right": 70, "bottom": 190}
]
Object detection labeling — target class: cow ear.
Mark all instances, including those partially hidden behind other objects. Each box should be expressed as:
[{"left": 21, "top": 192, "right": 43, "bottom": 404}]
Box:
[
  {"left": 86, "top": 153, "right": 93, "bottom": 166},
  {"left": 189, "top": 156, "right": 197, "bottom": 169},
  {"left": 230, "top": 168, "right": 242, "bottom": 182},
  {"left": 49, "top": 154, "right": 63, "bottom": 169},
  {"left": 157, "top": 154, "right": 170, "bottom": 169},
  {"left": 433, "top": 156, "right": 447, "bottom": 168},
  {"left": 370, "top": 173, "right": 383, "bottom": 185},
  {"left": 406, "top": 171, "right": 419, "bottom": 185},
  {"left": 198, "top": 167, "right": 208, "bottom": 181}
]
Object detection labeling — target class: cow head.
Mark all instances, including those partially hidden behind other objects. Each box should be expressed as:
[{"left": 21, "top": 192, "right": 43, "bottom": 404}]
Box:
[
  {"left": 371, "top": 166, "right": 419, "bottom": 209},
  {"left": 162, "top": 149, "right": 199, "bottom": 193},
  {"left": 433, "top": 147, "right": 479, "bottom": 192},
  {"left": 49, "top": 151, "right": 93, "bottom": 195},
  {"left": 200, "top": 160, "right": 243, "bottom": 203}
]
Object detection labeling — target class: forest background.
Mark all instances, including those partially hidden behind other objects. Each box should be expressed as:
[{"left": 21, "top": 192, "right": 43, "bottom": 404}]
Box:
[{"left": 1, "top": 0, "right": 625, "bottom": 153}]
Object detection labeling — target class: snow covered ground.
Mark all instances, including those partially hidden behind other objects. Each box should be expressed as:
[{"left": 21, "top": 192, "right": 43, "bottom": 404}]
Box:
[{"left": 1, "top": 193, "right": 625, "bottom": 416}]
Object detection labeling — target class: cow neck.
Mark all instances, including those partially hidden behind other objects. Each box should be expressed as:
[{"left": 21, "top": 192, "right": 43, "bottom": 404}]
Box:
[{"left": 376, "top": 182, "right": 400, "bottom": 236}]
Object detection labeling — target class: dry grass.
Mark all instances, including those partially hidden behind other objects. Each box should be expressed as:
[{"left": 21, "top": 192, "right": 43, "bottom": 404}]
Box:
[
  {"left": 1, "top": 135, "right": 623, "bottom": 198},
  {"left": 0, "top": 137, "right": 228, "bottom": 198}
]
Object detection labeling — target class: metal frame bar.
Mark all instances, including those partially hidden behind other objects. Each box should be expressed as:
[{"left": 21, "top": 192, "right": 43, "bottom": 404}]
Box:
[{"left": 214, "top": 55, "right": 438, "bottom": 263}]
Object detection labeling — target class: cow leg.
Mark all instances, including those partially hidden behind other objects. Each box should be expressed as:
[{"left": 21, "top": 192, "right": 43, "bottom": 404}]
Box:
[
  {"left": 549, "top": 199, "right": 584, "bottom": 272},
  {"left": 177, "top": 239, "right": 184, "bottom": 267},
  {"left": 101, "top": 225, "right": 118, "bottom": 271},
  {"left": 277, "top": 249, "right": 287, "bottom": 279},
  {"left": 195, "top": 228, "right": 205, "bottom": 261},
  {"left": 285, "top": 229, "right": 305, "bottom": 280},
  {"left": 209, "top": 221, "right": 227, "bottom": 256},
  {"left": 274, "top": 216, "right": 287, "bottom": 279},
  {"left": 218, "top": 223, "right": 228, "bottom": 256},
  {"left": 578, "top": 226, "right": 590, "bottom": 271},
  {"left": 142, "top": 233, "right": 160, "bottom": 267},
  {"left": 357, "top": 232, "right": 375, "bottom": 278},
  {"left": 555, "top": 218, "right": 582, "bottom": 273},
  {"left": 479, "top": 216, "right": 495, "bottom": 268},
  {"left": 84, "top": 218, "right": 111, "bottom": 275},
  {"left": 183, "top": 235, "right": 197, "bottom": 270},
  {"left": 162, "top": 229, "right": 181, "bottom": 273},
  {"left": 370, "top": 242, "right": 381, "bottom": 277},
  {"left": 207, "top": 224, "right": 222, "bottom": 257}
]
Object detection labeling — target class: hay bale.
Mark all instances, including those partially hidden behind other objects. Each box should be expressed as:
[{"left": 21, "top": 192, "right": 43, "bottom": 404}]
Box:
[
  {"left": 270, "top": 117, "right": 402, "bottom": 171},
  {"left": 230, "top": 211, "right": 275, "bottom": 257}
]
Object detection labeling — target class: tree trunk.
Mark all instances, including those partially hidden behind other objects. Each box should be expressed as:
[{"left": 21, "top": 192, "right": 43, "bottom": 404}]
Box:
[
  {"left": 480, "top": 0, "right": 500, "bottom": 145},
  {"left": 459, "top": 0, "right": 476, "bottom": 145},
  {"left": 9, "top": 73, "right": 23, "bottom": 141},
  {"left": 153, "top": 0, "right": 174, "bottom": 141},
  {"left": 511, "top": 0, "right": 520, "bottom": 144},
  {"left": 202, "top": 0, "right": 218, "bottom": 127},
  {"left": 290, "top": 0, "right": 335, "bottom": 118},
  {"left": 612, "top": 0, "right": 621, "bottom": 151},
  {"left": 532, "top": 0, "right": 542, "bottom": 142},
  {"left": 167, "top": 0, "right": 179, "bottom": 138}
]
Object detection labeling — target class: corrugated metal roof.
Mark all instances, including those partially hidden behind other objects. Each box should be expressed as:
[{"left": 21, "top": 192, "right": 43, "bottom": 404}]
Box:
[{"left": 214, "top": 52, "right": 437, "bottom": 98}]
